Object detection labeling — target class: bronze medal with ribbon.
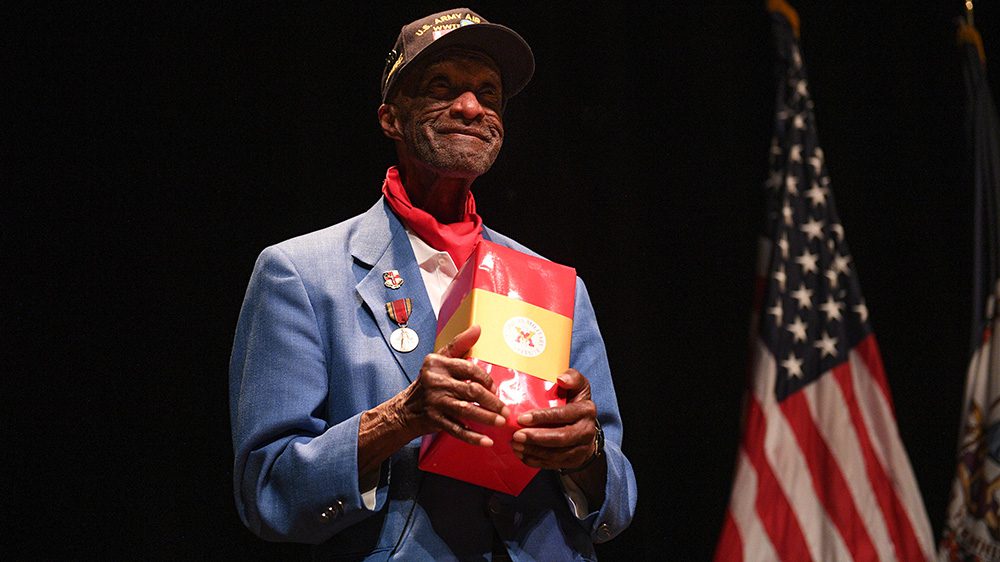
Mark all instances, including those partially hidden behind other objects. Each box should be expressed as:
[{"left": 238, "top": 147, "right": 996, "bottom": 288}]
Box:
[{"left": 386, "top": 298, "right": 419, "bottom": 353}]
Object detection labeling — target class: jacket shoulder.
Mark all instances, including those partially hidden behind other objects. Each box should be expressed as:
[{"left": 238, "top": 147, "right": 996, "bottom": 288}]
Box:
[
  {"left": 483, "top": 227, "right": 545, "bottom": 260},
  {"left": 261, "top": 199, "right": 394, "bottom": 269}
]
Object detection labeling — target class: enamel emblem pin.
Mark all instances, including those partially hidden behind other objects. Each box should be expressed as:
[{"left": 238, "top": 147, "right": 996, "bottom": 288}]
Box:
[{"left": 383, "top": 270, "right": 404, "bottom": 289}]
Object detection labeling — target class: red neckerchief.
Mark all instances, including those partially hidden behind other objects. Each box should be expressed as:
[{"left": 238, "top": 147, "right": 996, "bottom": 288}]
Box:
[{"left": 381, "top": 166, "right": 483, "bottom": 268}]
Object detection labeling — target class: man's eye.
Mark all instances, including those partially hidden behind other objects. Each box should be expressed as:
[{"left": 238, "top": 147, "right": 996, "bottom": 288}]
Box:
[
  {"left": 426, "top": 78, "right": 450, "bottom": 92},
  {"left": 479, "top": 88, "right": 502, "bottom": 106}
]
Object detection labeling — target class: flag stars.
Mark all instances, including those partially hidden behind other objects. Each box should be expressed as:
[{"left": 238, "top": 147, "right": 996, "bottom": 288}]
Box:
[
  {"left": 805, "top": 184, "right": 828, "bottom": 207},
  {"left": 820, "top": 295, "right": 844, "bottom": 322},
  {"left": 767, "top": 171, "right": 783, "bottom": 190},
  {"left": 825, "top": 268, "right": 840, "bottom": 289},
  {"left": 814, "top": 331, "right": 839, "bottom": 358},
  {"left": 791, "top": 284, "right": 813, "bottom": 309},
  {"left": 767, "top": 299, "right": 785, "bottom": 326},
  {"left": 800, "top": 218, "right": 825, "bottom": 241},
  {"left": 778, "top": 233, "right": 790, "bottom": 259},
  {"left": 795, "top": 79, "right": 809, "bottom": 99},
  {"left": 786, "top": 316, "right": 808, "bottom": 343},
  {"left": 783, "top": 202, "right": 794, "bottom": 225},
  {"left": 796, "top": 249, "right": 819, "bottom": 274},
  {"left": 773, "top": 265, "right": 788, "bottom": 292},
  {"left": 809, "top": 155, "right": 823, "bottom": 175},
  {"left": 833, "top": 253, "right": 851, "bottom": 275},
  {"left": 770, "top": 138, "right": 783, "bottom": 157},
  {"left": 794, "top": 113, "right": 806, "bottom": 130},
  {"left": 782, "top": 353, "right": 804, "bottom": 378},
  {"left": 830, "top": 223, "right": 844, "bottom": 240},
  {"left": 853, "top": 302, "right": 869, "bottom": 323},
  {"left": 790, "top": 144, "right": 802, "bottom": 163},
  {"left": 785, "top": 174, "right": 799, "bottom": 195}
]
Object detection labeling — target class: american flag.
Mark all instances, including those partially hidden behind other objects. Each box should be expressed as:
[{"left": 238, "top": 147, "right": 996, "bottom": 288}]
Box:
[
  {"left": 938, "top": 17, "right": 1000, "bottom": 562},
  {"left": 714, "top": 5, "right": 935, "bottom": 561}
]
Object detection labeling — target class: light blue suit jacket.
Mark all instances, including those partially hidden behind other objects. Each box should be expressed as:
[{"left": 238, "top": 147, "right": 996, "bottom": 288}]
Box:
[{"left": 230, "top": 198, "right": 637, "bottom": 560}]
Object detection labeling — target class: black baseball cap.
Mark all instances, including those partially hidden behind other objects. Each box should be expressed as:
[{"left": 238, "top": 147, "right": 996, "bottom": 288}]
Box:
[{"left": 380, "top": 8, "right": 534, "bottom": 103}]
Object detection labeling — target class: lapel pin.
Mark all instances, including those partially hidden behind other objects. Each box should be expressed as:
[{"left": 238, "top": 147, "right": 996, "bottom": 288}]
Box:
[{"left": 383, "top": 269, "right": 404, "bottom": 289}]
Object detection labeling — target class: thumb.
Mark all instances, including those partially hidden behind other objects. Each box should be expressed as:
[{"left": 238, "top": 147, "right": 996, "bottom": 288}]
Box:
[{"left": 438, "top": 324, "right": 481, "bottom": 358}]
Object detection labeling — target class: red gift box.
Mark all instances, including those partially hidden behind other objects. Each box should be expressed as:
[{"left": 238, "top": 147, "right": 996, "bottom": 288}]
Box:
[{"left": 418, "top": 240, "right": 576, "bottom": 495}]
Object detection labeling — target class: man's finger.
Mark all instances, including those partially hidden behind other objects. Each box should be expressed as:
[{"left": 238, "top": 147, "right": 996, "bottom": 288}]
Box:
[
  {"left": 433, "top": 354, "right": 495, "bottom": 390},
  {"left": 555, "top": 369, "right": 585, "bottom": 390},
  {"left": 512, "top": 420, "right": 593, "bottom": 448},
  {"left": 422, "top": 361, "right": 508, "bottom": 416},
  {"left": 516, "top": 401, "right": 595, "bottom": 427},
  {"left": 428, "top": 411, "right": 494, "bottom": 447},
  {"left": 556, "top": 369, "right": 592, "bottom": 403},
  {"left": 442, "top": 395, "right": 507, "bottom": 427},
  {"left": 437, "top": 324, "right": 481, "bottom": 358}
]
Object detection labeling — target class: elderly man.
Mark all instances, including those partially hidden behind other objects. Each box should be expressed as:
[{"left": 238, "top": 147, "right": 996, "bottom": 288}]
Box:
[{"left": 230, "top": 8, "right": 636, "bottom": 560}]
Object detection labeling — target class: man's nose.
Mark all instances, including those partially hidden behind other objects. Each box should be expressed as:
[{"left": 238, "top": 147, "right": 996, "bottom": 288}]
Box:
[{"left": 450, "top": 91, "right": 485, "bottom": 122}]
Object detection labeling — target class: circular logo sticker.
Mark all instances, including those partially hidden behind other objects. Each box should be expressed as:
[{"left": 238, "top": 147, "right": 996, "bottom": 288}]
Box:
[{"left": 503, "top": 316, "right": 546, "bottom": 358}]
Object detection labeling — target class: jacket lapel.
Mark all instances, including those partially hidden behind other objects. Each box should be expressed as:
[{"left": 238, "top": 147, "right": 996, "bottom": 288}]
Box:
[{"left": 351, "top": 199, "right": 436, "bottom": 383}]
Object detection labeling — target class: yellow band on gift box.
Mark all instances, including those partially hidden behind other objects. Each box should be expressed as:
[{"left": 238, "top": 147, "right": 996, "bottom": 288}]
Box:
[{"left": 435, "top": 289, "right": 573, "bottom": 382}]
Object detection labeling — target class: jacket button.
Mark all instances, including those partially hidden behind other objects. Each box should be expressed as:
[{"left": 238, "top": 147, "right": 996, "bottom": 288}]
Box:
[
  {"left": 596, "top": 522, "right": 612, "bottom": 540},
  {"left": 318, "top": 500, "right": 345, "bottom": 523}
]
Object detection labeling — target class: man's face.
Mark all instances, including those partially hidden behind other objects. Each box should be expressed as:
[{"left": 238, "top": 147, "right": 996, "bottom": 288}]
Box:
[{"left": 392, "top": 52, "right": 504, "bottom": 178}]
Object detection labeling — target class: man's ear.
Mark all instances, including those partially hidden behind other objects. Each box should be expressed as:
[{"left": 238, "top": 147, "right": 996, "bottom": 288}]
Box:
[{"left": 378, "top": 103, "right": 404, "bottom": 141}]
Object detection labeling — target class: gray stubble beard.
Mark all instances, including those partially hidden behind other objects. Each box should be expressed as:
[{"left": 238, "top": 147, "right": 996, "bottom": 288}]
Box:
[{"left": 404, "top": 120, "right": 503, "bottom": 178}]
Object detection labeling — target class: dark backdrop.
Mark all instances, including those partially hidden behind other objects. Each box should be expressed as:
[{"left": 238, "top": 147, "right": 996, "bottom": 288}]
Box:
[{"left": 9, "top": 2, "right": 999, "bottom": 559}]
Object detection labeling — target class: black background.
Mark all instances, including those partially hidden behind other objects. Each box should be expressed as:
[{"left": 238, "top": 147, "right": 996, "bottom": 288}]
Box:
[{"left": 9, "top": 2, "right": 999, "bottom": 559}]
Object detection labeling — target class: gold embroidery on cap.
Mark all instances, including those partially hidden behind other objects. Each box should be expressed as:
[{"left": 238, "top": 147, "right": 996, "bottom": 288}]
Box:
[
  {"left": 386, "top": 54, "right": 405, "bottom": 81},
  {"left": 415, "top": 12, "right": 480, "bottom": 37}
]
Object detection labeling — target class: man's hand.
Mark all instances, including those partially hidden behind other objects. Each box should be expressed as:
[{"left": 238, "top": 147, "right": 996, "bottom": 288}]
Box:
[
  {"left": 357, "top": 325, "right": 509, "bottom": 477},
  {"left": 392, "top": 324, "right": 510, "bottom": 446},
  {"left": 510, "top": 368, "right": 607, "bottom": 507},
  {"left": 509, "top": 368, "right": 598, "bottom": 470}
]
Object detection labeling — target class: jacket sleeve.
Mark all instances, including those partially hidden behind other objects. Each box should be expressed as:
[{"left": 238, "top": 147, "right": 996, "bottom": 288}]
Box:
[
  {"left": 568, "top": 277, "right": 638, "bottom": 543},
  {"left": 229, "top": 245, "right": 388, "bottom": 543}
]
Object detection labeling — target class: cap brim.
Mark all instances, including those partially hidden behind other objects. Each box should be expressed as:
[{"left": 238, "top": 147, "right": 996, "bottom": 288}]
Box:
[{"left": 386, "top": 23, "right": 534, "bottom": 102}]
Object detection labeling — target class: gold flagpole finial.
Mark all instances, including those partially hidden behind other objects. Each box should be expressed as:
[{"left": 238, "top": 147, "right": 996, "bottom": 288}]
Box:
[
  {"left": 957, "top": 0, "right": 986, "bottom": 65},
  {"left": 767, "top": 0, "right": 801, "bottom": 38}
]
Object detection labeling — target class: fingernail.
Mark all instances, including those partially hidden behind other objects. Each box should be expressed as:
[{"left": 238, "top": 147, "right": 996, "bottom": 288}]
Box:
[
  {"left": 510, "top": 442, "right": 523, "bottom": 453},
  {"left": 512, "top": 431, "right": 526, "bottom": 443},
  {"left": 494, "top": 415, "right": 505, "bottom": 426},
  {"left": 558, "top": 374, "right": 572, "bottom": 384},
  {"left": 517, "top": 413, "right": 532, "bottom": 425},
  {"left": 480, "top": 436, "right": 494, "bottom": 447},
  {"left": 500, "top": 406, "right": 511, "bottom": 418}
]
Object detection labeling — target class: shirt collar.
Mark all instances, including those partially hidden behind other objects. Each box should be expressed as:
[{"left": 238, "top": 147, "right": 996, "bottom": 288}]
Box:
[{"left": 406, "top": 228, "right": 458, "bottom": 275}]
